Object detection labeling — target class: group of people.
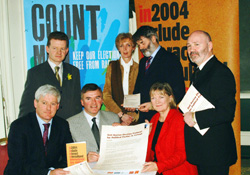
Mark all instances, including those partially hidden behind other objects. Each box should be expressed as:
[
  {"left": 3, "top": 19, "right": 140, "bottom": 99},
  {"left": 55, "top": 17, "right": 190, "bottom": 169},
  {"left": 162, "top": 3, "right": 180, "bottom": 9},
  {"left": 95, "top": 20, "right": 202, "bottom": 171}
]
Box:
[{"left": 4, "top": 26, "right": 237, "bottom": 175}]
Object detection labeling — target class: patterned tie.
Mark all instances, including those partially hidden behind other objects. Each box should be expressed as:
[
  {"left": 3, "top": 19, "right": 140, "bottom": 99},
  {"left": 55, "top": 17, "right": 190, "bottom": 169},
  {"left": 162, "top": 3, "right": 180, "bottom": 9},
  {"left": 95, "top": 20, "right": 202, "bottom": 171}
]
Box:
[
  {"left": 43, "top": 123, "right": 50, "bottom": 155},
  {"left": 55, "top": 66, "right": 62, "bottom": 86},
  {"left": 91, "top": 118, "right": 100, "bottom": 149},
  {"left": 145, "top": 56, "right": 152, "bottom": 72}
]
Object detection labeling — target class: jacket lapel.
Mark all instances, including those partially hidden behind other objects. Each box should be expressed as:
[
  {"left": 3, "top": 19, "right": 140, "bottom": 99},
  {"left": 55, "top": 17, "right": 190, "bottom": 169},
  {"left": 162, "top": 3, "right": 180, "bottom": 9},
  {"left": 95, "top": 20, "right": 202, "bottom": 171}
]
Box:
[{"left": 193, "top": 56, "right": 217, "bottom": 87}]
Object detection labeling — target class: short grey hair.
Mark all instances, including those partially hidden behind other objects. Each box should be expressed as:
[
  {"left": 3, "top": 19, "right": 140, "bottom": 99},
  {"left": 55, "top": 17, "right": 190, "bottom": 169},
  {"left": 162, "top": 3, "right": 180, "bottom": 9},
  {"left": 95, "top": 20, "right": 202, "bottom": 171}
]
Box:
[{"left": 35, "top": 84, "right": 61, "bottom": 102}]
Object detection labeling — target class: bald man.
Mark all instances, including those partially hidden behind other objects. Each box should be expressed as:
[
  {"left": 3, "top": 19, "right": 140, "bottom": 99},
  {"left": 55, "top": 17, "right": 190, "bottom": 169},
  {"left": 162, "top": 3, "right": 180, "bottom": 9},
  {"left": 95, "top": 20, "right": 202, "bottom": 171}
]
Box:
[{"left": 183, "top": 30, "right": 237, "bottom": 175}]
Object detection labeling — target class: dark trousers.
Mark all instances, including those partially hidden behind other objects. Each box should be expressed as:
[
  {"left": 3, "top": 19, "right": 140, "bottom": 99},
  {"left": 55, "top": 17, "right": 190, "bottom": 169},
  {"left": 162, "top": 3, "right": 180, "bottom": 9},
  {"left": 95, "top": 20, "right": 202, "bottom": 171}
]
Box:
[{"left": 197, "top": 165, "right": 229, "bottom": 175}]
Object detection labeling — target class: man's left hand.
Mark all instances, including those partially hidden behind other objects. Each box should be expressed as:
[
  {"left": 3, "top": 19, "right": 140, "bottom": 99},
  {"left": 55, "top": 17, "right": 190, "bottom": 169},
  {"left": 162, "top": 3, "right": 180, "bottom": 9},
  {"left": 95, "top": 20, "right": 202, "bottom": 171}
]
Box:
[{"left": 183, "top": 112, "right": 196, "bottom": 127}]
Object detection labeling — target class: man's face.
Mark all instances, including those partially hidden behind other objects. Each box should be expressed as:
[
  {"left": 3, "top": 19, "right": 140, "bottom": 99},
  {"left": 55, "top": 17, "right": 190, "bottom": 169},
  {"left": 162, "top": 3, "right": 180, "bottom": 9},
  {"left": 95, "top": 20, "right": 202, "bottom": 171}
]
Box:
[
  {"left": 187, "top": 32, "right": 212, "bottom": 66},
  {"left": 46, "top": 39, "right": 69, "bottom": 65},
  {"left": 81, "top": 90, "right": 103, "bottom": 117},
  {"left": 34, "top": 94, "right": 59, "bottom": 123},
  {"left": 136, "top": 36, "right": 157, "bottom": 57}
]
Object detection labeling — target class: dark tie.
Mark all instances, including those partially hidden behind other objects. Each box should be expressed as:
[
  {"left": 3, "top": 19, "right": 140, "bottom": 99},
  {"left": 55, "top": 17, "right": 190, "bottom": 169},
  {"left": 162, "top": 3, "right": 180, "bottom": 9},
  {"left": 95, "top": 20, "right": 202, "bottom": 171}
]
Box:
[
  {"left": 193, "top": 67, "right": 200, "bottom": 83},
  {"left": 55, "top": 66, "right": 62, "bottom": 86},
  {"left": 145, "top": 56, "right": 152, "bottom": 72},
  {"left": 91, "top": 118, "right": 100, "bottom": 149},
  {"left": 43, "top": 123, "right": 50, "bottom": 155}
]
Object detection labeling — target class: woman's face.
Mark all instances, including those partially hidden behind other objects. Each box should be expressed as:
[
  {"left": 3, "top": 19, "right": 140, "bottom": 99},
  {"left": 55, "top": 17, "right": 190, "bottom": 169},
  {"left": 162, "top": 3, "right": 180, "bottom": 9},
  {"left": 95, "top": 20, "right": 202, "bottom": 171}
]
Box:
[
  {"left": 118, "top": 38, "right": 135, "bottom": 60},
  {"left": 151, "top": 90, "right": 172, "bottom": 113}
]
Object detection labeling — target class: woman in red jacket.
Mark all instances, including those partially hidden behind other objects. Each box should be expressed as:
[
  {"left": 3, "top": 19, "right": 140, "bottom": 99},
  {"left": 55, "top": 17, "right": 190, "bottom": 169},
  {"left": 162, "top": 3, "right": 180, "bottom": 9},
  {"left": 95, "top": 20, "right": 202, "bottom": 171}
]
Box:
[{"left": 142, "top": 82, "right": 198, "bottom": 175}]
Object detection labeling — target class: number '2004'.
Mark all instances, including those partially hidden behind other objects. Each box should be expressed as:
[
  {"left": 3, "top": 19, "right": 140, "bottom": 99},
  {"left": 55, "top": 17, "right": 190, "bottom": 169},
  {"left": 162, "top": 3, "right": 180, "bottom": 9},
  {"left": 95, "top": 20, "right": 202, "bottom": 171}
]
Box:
[{"left": 152, "top": 1, "right": 189, "bottom": 21}]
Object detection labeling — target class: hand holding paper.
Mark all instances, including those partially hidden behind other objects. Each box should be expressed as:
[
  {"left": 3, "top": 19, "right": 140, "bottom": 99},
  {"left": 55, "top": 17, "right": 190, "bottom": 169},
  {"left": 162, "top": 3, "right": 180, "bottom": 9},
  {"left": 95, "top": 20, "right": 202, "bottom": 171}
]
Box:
[{"left": 179, "top": 85, "right": 215, "bottom": 135}]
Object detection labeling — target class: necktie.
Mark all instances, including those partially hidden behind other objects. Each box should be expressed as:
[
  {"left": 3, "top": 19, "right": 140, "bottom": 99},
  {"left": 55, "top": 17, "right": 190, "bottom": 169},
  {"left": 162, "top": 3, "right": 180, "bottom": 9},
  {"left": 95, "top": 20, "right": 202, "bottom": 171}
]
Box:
[
  {"left": 55, "top": 66, "right": 62, "bottom": 86},
  {"left": 193, "top": 67, "right": 200, "bottom": 83},
  {"left": 43, "top": 123, "right": 50, "bottom": 155},
  {"left": 91, "top": 118, "right": 100, "bottom": 149},
  {"left": 145, "top": 56, "right": 152, "bottom": 72}
]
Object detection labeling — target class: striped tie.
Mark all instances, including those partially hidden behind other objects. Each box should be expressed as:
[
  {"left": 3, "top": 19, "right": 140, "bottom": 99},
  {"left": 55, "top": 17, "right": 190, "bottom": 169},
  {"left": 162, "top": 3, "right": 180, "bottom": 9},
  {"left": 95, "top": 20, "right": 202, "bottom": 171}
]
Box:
[
  {"left": 145, "top": 56, "right": 152, "bottom": 72},
  {"left": 55, "top": 66, "right": 62, "bottom": 86}
]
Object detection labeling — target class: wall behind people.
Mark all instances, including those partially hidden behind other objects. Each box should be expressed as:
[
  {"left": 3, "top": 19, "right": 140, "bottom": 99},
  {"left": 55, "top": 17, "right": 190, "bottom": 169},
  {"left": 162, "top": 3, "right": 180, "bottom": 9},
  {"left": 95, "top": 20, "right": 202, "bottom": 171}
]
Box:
[
  {"left": 0, "top": 0, "right": 133, "bottom": 137},
  {"left": 134, "top": 0, "right": 240, "bottom": 174},
  {"left": 23, "top": 0, "right": 129, "bottom": 90}
]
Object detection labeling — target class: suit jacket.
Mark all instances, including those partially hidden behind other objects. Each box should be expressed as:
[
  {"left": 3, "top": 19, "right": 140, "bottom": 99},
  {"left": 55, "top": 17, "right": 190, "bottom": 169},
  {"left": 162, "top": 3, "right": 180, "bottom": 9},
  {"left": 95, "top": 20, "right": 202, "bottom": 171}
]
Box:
[
  {"left": 185, "top": 56, "right": 237, "bottom": 166},
  {"left": 134, "top": 47, "right": 185, "bottom": 123},
  {"left": 146, "top": 109, "right": 198, "bottom": 175},
  {"left": 19, "top": 61, "right": 82, "bottom": 119},
  {"left": 103, "top": 58, "right": 139, "bottom": 121},
  {"left": 4, "top": 112, "right": 73, "bottom": 175},
  {"left": 67, "top": 110, "right": 120, "bottom": 153}
]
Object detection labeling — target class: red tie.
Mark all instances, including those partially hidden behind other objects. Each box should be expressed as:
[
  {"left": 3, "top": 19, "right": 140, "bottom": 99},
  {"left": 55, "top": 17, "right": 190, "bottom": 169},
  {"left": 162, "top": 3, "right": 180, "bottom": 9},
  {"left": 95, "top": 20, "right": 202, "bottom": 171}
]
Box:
[
  {"left": 145, "top": 56, "right": 152, "bottom": 72},
  {"left": 43, "top": 123, "right": 50, "bottom": 155}
]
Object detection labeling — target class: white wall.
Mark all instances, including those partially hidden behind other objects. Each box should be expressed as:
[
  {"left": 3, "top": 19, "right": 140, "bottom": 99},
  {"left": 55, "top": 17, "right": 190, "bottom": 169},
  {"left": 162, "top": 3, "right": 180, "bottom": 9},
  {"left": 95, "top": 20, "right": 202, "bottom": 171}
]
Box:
[{"left": 0, "top": 0, "right": 27, "bottom": 138}]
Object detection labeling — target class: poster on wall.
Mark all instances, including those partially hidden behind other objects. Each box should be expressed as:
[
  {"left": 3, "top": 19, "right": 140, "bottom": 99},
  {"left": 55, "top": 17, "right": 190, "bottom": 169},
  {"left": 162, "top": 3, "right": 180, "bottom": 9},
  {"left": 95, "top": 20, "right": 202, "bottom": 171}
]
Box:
[
  {"left": 23, "top": 0, "right": 129, "bottom": 88},
  {"left": 134, "top": 0, "right": 240, "bottom": 174}
]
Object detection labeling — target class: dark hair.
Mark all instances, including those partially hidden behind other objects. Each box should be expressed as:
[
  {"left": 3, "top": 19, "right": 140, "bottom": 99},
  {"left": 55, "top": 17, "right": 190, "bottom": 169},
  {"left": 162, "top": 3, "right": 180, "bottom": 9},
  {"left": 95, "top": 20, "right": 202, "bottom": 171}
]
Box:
[
  {"left": 132, "top": 25, "right": 159, "bottom": 43},
  {"left": 115, "top": 33, "right": 136, "bottom": 50},
  {"left": 47, "top": 31, "right": 69, "bottom": 48},
  {"left": 81, "top": 83, "right": 102, "bottom": 98},
  {"left": 150, "top": 82, "right": 176, "bottom": 109}
]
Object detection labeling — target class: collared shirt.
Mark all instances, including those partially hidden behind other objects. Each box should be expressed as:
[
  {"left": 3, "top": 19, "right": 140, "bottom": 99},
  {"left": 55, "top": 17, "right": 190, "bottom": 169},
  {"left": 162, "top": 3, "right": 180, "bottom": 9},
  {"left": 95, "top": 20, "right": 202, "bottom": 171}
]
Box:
[
  {"left": 121, "top": 57, "right": 133, "bottom": 95},
  {"left": 48, "top": 59, "right": 63, "bottom": 83},
  {"left": 36, "top": 114, "right": 53, "bottom": 139},
  {"left": 198, "top": 55, "right": 214, "bottom": 70},
  {"left": 84, "top": 110, "right": 100, "bottom": 129},
  {"left": 148, "top": 45, "right": 161, "bottom": 65}
]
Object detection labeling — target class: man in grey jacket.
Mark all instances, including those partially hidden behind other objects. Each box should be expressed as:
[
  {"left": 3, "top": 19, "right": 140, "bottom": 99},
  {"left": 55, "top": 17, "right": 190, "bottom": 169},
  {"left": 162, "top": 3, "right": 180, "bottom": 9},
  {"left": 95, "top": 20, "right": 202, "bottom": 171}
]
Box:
[{"left": 67, "top": 83, "right": 131, "bottom": 162}]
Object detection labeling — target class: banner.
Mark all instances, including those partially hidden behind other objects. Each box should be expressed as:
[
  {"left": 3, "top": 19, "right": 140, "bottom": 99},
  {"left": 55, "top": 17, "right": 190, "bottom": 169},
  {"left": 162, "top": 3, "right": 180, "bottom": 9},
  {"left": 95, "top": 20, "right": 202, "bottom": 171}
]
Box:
[
  {"left": 23, "top": 0, "right": 129, "bottom": 88},
  {"left": 134, "top": 0, "right": 240, "bottom": 174}
]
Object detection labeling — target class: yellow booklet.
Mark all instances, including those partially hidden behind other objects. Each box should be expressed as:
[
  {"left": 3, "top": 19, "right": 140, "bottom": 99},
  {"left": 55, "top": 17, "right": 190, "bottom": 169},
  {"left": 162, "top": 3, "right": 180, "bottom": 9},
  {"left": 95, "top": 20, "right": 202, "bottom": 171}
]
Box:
[{"left": 66, "top": 141, "right": 87, "bottom": 167}]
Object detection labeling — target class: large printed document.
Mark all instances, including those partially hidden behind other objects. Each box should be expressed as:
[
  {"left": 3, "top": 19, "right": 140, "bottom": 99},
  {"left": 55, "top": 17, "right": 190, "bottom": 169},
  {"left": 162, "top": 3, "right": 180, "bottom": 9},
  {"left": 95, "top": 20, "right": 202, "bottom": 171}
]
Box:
[
  {"left": 64, "top": 161, "right": 94, "bottom": 175},
  {"left": 93, "top": 123, "right": 150, "bottom": 175},
  {"left": 179, "top": 85, "right": 215, "bottom": 135}
]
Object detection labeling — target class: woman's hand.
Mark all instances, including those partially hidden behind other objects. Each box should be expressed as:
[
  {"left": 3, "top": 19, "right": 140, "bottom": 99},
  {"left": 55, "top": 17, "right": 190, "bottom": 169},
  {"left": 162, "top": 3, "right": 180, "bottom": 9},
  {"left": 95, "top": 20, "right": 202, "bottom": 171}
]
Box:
[
  {"left": 142, "top": 162, "right": 158, "bottom": 172},
  {"left": 121, "top": 114, "right": 133, "bottom": 125},
  {"left": 87, "top": 152, "right": 99, "bottom": 162},
  {"left": 138, "top": 102, "right": 153, "bottom": 112},
  {"left": 145, "top": 120, "right": 152, "bottom": 134}
]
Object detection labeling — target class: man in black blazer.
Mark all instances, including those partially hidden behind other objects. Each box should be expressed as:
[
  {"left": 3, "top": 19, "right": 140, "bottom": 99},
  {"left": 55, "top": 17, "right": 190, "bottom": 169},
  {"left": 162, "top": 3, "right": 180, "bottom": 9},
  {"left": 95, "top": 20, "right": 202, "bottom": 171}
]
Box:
[
  {"left": 19, "top": 31, "right": 82, "bottom": 120},
  {"left": 132, "top": 25, "right": 185, "bottom": 123},
  {"left": 5, "top": 84, "right": 73, "bottom": 175},
  {"left": 183, "top": 30, "right": 237, "bottom": 175}
]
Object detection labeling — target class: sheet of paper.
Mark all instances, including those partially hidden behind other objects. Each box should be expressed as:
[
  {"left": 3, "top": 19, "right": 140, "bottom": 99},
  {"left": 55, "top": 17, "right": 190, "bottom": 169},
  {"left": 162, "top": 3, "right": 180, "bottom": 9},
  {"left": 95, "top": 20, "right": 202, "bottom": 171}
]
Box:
[
  {"left": 123, "top": 93, "right": 140, "bottom": 108},
  {"left": 93, "top": 123, "right": 149, "bottom": 174},
  {"left": 64, "top": 161, "right": 94, "bottom": 175},
  {"left": 179, "top": 85, "right": 215, "bottom": 135}
]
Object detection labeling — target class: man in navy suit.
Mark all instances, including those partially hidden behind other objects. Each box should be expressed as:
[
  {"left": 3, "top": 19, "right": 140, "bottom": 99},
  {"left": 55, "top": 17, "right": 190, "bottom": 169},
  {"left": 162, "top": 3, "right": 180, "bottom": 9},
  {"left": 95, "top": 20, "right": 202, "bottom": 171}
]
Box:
[
  {"left": 183, "top": 30, "right": 237, "bottom": 175},
  {"left": 5, "top": 84, "right": 73, "bottom": 175},
  {"left": 19, "top": 31, "right": 82, "bottom": 119},
  {"left": 132, "top": 25, "right": 185, "bottom": 123}
]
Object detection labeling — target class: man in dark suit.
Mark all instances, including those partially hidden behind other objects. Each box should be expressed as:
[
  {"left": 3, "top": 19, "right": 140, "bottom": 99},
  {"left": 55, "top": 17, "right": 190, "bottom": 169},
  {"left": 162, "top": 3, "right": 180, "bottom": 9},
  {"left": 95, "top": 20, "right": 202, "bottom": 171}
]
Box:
[
  {"left": 19, "top": 31, "right": 82, "bottom": 120},
  {"left": 132, "top": 25, "right": 185, "bottom": 123},
  {"left": 5, "top": 84, "right": 73, "bottom": 175},
  {"left": 183, "top": 30, "right": 237, "bottom": 175}
]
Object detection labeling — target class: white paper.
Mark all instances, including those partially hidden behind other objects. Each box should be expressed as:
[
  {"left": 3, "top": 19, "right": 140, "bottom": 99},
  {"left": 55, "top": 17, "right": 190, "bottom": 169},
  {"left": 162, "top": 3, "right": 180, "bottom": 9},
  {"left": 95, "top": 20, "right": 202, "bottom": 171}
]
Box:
[
  {"left": 123, "top": 93, "right": 141, "bottom": 108},
  {"left": 93, "top": 123, "right": 150, "bottom": 174},
  {"left": 179, "top": 85, "right": 215, "bottom": 135},
  {"left": 64, "top": 161, "right": 94, "bottom": 175}
]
